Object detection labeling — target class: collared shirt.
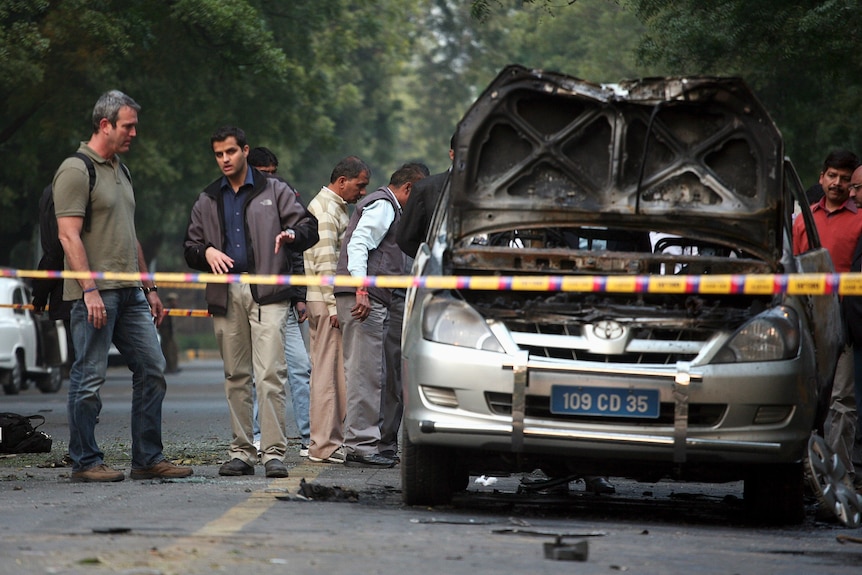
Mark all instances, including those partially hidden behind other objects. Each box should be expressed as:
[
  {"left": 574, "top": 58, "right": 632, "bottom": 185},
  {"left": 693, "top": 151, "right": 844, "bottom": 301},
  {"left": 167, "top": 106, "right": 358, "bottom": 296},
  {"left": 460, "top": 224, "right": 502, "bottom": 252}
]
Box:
[
  {"left": 347, "top": 187, "right": 400, "bottom": 277},
  {"left": 221, "top": 168, "right": 255, "bottom": 273},
  {"left": 304, "top": 186, "right": 350, "bottom": 314},
  {"left": 793, "top": 198, "right": 862, "bottom": 272}
]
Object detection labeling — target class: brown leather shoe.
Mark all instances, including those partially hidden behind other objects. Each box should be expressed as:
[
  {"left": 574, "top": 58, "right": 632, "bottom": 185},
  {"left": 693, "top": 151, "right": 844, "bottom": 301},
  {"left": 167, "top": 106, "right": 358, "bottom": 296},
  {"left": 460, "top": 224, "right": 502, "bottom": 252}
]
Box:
[
  {"left": 264, "top": 459, "right": 289, "bottom": 478},
  {"left": 71, "top": 464, "right": 125, "bottom": 483},
  {"left": 130, "top": 460, "right": 193, "bottom": 480}
]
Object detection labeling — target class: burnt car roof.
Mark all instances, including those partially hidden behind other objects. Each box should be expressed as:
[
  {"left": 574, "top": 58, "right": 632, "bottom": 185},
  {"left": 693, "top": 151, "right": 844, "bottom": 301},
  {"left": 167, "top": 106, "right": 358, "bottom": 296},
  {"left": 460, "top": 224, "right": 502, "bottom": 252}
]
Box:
[{"left": 449, "top": 65, "right": 786, "bottom": 263}]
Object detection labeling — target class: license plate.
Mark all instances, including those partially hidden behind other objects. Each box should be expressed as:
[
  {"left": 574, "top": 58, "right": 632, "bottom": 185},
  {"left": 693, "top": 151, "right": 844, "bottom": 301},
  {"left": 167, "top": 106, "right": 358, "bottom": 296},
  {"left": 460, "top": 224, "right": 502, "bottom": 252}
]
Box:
[{"left": 550, "top": 385, "right": 660, "bottom": 419}]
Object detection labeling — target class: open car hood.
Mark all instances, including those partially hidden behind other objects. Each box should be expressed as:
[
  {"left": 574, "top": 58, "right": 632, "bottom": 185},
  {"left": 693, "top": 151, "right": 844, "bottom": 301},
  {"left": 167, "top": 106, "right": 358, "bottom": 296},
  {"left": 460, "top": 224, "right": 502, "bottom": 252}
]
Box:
[{"left": 449, "top": 65, "right": 786, "bottom": 263}]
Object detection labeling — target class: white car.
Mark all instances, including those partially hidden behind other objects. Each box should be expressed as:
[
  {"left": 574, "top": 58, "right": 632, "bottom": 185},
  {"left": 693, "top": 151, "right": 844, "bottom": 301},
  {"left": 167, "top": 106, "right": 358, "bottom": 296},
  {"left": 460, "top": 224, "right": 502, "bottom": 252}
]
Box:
[{"left": 0, "top": 275, "right": 68, "bottom": 394}]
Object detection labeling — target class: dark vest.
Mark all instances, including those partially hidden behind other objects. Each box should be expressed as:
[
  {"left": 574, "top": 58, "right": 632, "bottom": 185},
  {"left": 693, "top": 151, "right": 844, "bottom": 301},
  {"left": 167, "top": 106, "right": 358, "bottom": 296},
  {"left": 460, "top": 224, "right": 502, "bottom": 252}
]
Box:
[{"left": 334, "top": 188, "right": 404, "bottom": 306}]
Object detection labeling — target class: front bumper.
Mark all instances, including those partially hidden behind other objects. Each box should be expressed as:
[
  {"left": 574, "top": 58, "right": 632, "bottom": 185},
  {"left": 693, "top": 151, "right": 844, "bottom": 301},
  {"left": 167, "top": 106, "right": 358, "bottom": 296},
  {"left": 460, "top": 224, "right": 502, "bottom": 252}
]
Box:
[{"left": 403, "top": 338, "right": 816, "bottom": 469}]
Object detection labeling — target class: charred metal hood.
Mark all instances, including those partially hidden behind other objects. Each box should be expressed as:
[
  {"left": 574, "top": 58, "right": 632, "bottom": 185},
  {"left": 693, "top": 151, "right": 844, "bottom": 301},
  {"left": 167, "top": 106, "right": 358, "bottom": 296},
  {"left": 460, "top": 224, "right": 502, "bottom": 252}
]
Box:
[{"left": 449, "top": 65, "right": 785, "bottom": 263}]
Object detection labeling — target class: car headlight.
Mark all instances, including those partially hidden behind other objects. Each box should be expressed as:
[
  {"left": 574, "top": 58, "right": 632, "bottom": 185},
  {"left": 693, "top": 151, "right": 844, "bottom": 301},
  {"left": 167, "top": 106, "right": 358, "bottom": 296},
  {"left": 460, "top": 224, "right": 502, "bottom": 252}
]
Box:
[
  {"left": 422, "top": 296, "right": 505, "bottom": 352},
  {"left": 712, "top": 306, "right": 800, "bottom": 363}
]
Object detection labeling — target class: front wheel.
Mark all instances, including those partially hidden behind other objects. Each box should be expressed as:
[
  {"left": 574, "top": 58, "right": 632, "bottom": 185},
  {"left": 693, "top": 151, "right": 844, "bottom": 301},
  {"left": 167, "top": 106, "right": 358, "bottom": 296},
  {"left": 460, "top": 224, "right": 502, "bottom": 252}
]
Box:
[
  {"left": 401, "top": 433, "right": 467, "bottom": 506},
  {"left": 35, "top": 366, "right": 63, "bottom": 394},
  {"left": 1, "top": 353, "right": 24, "bottom": 395}
]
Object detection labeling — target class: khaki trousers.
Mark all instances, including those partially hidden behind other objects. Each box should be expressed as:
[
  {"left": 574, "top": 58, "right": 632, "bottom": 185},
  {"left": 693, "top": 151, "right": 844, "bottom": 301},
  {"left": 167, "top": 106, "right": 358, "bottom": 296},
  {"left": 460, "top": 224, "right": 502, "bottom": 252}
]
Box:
[
  {"left": 306, "top": 300, "right": 347, "bottom": 460},
  {"left": 213, "top": 283, "right": 289, "bottom": 465}
]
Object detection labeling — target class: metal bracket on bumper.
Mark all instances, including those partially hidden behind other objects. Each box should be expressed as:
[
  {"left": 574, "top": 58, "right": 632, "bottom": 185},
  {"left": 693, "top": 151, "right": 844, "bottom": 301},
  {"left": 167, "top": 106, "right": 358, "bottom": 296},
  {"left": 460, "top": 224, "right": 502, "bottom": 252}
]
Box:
[
  {"left": 673, "top": 361, "right": 691, "bottom": 463},
  {"left": 508, "top": 352, "right": 529, "bottom": 453}
]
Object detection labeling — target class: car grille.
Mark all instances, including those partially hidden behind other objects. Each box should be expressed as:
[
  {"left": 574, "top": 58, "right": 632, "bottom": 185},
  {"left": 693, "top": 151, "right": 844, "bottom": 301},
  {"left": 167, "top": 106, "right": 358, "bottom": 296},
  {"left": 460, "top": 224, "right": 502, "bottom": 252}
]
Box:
[
  {"left": 510, "top": 322, "right": 709, "bottom": 364},
  {"left": 485, "top": 392, "right": 726, "bottom": 426}
]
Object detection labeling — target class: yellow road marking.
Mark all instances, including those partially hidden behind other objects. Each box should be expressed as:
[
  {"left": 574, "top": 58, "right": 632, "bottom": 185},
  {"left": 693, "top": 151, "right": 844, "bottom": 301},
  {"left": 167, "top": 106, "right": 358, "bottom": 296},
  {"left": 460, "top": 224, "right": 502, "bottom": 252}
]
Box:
[
  {"left": 78, "top": 462, "right": 330, "bottom": 571},
  {"left": 195, "top": 462, "right": 323, "bottom": 536}
]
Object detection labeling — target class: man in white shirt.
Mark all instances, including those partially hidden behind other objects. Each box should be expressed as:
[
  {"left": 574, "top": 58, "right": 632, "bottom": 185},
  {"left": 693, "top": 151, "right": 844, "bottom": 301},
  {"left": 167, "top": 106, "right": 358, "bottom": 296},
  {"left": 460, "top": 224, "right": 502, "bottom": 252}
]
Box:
[{"left": 333, "top": 164, "right": 427, "bottom": 467}]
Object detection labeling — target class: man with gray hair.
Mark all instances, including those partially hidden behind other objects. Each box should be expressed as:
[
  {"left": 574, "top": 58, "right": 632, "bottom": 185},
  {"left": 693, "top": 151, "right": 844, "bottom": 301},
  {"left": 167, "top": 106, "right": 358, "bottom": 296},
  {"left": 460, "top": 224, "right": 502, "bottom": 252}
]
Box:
[{"left": 55, "top": 90, "right": 192, "bottom": 482}]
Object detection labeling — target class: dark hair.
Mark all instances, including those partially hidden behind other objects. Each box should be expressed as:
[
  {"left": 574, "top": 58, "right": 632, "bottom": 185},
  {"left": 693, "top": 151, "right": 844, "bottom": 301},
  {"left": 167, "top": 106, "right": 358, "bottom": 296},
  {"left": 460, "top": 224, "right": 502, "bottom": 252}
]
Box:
[
  {"left": 92, "top": 90, "right": 140, "bottom": 132},
  {"left": 822, "top": 149, "right": 861, "bottom": 173},
  {"left": 248, "top": 146, "right": 279, "bottom": 169},
  {"left": 390, "top": 163, "right": 429, "bottom": 187},
  {"left": 401, "top": 162, "right": 430, "bottom": 178},
  {"left": 330, "top": 156, "right": 370, "bottom": 183},
  {"left": 211, "top": 126, "right": 247, "bottom": 149},
  {"left": 449, "top": 133, "right": 456, "bottom": 151}
]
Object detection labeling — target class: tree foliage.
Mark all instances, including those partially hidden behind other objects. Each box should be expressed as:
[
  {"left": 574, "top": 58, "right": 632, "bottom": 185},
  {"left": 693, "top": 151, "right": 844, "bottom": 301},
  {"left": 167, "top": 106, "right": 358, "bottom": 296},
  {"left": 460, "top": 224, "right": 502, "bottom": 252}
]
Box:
[
  {"left": 624, "top": 0, "right": 862, "bottom": 183},
  {"left": 0, "top": 0, "right": 416, "bottom": 270},
  {"left": 405, "top": 0, "right": 655, "bottom": 173},
  {"left": 472, "top": 0, "right": 862, "bottom": 183},
  {"left": 13, "top": 0, "right": 844, "bottom": 274}
]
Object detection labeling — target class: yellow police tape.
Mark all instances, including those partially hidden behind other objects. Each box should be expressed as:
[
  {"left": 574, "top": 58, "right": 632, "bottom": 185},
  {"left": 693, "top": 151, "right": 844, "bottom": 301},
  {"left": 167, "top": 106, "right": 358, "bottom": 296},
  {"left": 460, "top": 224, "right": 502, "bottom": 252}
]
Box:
[
  {"left": 0, "top": 303, "right": 211, "bottom": 317},
  {"left": 5, "top": 268, "right": 862, "bottom": 295}
]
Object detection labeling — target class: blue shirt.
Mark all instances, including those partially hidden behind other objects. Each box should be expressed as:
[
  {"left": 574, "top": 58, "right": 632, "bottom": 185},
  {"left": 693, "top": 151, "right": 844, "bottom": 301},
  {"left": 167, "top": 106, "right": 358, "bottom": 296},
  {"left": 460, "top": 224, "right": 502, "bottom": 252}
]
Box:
[
  {"left": 346, "top": 187, "right": 400, "bottom": 277},
  {"left": 221, "top": 169, "right": 255, "bottom": 273}
]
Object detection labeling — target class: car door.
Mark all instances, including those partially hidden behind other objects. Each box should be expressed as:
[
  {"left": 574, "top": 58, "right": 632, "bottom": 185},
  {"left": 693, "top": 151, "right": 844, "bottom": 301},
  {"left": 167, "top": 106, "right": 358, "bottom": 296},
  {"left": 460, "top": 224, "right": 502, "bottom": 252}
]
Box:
[
  {"left": 11, "top": 283, "right": 38, "bottom": 371},
  {"left": 786, "top": 160, "right": 842, "bottom": 409}
]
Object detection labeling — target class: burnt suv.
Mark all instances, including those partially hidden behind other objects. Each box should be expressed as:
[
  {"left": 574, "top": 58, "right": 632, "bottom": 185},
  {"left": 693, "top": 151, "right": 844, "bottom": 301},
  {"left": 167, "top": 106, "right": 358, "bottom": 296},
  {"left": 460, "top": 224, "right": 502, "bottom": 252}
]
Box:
[{"left": 400, "top": 65, "right": 841, "bottom": 523}]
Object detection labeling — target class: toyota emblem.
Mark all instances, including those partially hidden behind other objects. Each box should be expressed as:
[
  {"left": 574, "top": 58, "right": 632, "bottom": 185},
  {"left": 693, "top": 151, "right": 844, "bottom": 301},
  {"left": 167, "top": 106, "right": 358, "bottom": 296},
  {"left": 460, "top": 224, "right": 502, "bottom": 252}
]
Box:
[{"left": 593, "top": 320, "right": 624, "bottom": 340}]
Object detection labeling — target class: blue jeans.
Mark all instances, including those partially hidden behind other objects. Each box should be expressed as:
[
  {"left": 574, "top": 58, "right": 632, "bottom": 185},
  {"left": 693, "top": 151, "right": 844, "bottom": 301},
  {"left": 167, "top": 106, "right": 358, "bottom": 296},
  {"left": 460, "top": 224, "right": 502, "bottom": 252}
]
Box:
[
  {"left": 253, "top": 306, "right": 311, "bottom": 444},
  {"left": 67, "top": 288, "right": 167, "bottom": 472}
]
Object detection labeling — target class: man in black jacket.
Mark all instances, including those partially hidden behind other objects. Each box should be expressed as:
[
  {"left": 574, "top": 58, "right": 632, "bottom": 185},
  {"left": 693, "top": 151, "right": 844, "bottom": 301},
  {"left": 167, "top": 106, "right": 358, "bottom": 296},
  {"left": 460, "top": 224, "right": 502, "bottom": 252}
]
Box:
[
  {"left": 396, "top": 137, "right": 454, "bottom": 257},
  {"left": 183, "top": 126, "right": 318, "bottom": 478}
]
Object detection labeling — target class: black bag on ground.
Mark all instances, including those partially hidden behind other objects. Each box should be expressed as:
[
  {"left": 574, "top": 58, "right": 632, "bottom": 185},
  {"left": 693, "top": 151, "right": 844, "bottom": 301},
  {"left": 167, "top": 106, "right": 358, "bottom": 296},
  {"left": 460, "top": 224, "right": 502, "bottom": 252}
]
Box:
[{"left": 0, "top": 413, "right": 53, "bottom": 454}]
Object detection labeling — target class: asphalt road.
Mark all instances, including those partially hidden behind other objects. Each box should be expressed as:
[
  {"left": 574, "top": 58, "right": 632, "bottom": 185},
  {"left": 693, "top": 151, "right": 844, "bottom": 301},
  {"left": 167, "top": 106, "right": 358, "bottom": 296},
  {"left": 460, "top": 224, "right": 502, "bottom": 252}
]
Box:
[{"left": 1, "top": 359, "right": 861, "bottom": 574}]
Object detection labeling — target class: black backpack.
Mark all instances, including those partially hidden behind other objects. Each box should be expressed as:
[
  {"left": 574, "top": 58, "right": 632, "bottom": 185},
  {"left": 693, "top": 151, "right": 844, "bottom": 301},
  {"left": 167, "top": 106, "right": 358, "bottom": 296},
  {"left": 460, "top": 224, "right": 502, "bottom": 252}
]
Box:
[
  {"left": 0, "top": 412, "right": 52, "bottom": 454},
  {"left": 31, "top": 153, "right": 130, "bottom": 320}
]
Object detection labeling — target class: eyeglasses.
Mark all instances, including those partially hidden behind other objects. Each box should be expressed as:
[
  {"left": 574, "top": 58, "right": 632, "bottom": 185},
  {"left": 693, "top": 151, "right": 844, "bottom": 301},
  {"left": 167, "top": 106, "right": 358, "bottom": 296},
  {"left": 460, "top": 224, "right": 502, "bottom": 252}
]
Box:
[
  {"left": 849, "top": 183, "right": 862, "bottom": 193},
  {"left": 256, "top": 166, "right": 277, "bottom": 174}
]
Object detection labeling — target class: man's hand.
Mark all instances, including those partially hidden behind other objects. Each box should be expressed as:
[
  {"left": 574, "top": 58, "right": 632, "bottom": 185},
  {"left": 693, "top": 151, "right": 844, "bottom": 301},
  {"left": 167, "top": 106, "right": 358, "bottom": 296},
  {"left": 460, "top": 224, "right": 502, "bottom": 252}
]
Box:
[
  {"left": 205, "top": 247, "right": 234, "bottom": 274},
  {"left": 295, "top": 301, "right": 308, "bottom": 323},
  {"left": 146, "top": 291, "right": 164, "bottom": 326},
  {"left": 351, "top": 290, "right": 371, "bottom": 321},
  {"left": 274, "top": 229, "right": 295, "bottom": 253},
  {"left": 329, "top": 314, "right": 340, "bottom": 329},
  {"left": 84, "top": 290, "right": 108, "bottom": 329}
]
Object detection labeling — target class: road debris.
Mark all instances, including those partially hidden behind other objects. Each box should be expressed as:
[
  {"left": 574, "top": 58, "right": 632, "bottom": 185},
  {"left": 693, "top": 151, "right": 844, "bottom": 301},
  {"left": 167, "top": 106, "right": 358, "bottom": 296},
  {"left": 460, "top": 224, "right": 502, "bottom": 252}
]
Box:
[
  {"left": 274, "top": 478, "right": 359, "bottom": 502},
  {"left": 409, "top": 517, "right": 492, "bottom": 525},
  {"left": 543, "top": 536, "right": 588, "bottom": 561}
]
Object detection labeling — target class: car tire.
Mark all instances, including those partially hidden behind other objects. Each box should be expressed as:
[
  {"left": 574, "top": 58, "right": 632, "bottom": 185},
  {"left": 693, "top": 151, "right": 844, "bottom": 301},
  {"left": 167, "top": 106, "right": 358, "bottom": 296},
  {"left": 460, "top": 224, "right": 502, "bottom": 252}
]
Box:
[
  {"left": 1, "top": 353, "right": 24, "bottom": 395},
  {"left": 744, "top": 462, "right": 805, "bottom": 525},
  {"left": 35, "top": 366, "right": 63, "bottom": 394},
  {"left": 401, "top": 433, "right": 466, "bottom": 506}
]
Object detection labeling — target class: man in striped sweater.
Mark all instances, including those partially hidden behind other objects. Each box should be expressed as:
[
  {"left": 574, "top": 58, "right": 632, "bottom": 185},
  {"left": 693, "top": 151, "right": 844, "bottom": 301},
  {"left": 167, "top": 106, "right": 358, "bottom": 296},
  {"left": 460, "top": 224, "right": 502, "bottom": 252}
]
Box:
[{"left": 304, "top": 157, "right": 371, "bottom": 464}]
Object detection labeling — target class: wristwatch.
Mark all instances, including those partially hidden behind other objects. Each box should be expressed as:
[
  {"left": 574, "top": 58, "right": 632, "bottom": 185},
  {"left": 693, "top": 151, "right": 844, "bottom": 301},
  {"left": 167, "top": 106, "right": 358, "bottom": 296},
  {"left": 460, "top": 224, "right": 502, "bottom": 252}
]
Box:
[{"left": 142, "top": 285, "right": 159, "bottom": 295}]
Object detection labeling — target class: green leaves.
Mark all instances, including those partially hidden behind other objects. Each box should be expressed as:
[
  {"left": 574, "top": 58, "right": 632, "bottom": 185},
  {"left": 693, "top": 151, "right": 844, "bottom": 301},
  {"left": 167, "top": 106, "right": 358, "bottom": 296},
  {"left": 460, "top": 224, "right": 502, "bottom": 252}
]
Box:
[
  {"left": 624, "top": 0, "right": 862, "bottom": 183},
  {"left": 6, "top": 0, "right": 853, "bottom": 273}
]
